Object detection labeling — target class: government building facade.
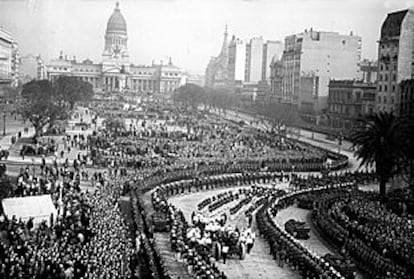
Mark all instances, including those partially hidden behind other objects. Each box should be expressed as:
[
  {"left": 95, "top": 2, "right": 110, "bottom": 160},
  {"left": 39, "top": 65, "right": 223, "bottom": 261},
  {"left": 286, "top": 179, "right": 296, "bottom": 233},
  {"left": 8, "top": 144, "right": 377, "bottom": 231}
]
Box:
[{"left": 46, "top": 3, "right": 185, "bottom": 94}]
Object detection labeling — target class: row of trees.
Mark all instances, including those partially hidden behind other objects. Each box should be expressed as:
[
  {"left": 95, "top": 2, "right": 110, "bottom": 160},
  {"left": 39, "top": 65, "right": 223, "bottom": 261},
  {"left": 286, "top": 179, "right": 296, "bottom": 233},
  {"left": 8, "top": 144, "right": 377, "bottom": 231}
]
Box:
[
  {"left": 19, "top": 77, "right": 94, "bottom": 137},
  {"left": 351, "top": 112, "right": 414, "bottom": 196},
  {"left": 173, "top": 84, "right": 301, "bottom": 127},
  {"left": 174, "top": 84, "right": 414, "bottom": 195},
  {"left": 172, "top": 84, "right": 239, "bottom": 111}
]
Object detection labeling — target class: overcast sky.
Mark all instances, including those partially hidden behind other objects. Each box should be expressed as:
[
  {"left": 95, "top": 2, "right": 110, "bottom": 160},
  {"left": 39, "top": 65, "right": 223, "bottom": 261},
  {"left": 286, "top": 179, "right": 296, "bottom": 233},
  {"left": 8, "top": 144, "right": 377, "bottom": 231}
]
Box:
[{"left": 0, "top": 0, "right": 413, "bottom": 74}]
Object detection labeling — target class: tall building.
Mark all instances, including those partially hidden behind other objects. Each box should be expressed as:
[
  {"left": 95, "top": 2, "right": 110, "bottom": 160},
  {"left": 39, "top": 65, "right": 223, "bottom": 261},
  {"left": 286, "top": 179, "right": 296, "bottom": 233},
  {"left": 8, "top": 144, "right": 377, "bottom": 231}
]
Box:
[
  {"left": 243, "top": 37, "right": 283, "bottom": 84},
  {"left": 205, "top": 26, "right": 230, "bottom": 88},
  {"left": 20, "top": 54, "right": 45, "bottom": 84},
  {"left": 228, "top": 36, "right": 246, "bottom": 85},
  {"left": 262, "top": 41, "right": 284, "bottom": 82},
  {"left": 47, "top": 2, "right": 185, "bottom": 94},
  {"left": 327, "top": 80, "right": 376, "bottom": 129},
  {"left": 279, "top": 29, "right": 361, "bottom": 114},
  {"left": 270, "top": 57, "right": 283, "bottom": 101},
  {"left": 0, "top": 27, "right": 19, "bottom": 87},
  {"left": 399, "top": 79, "right": 414, "bottom": 119},
  {"left": 245, "top": 37, "right": 264, "bottom": 83},
  {"left": 376, "top": 9, "right": 414, "bottom": 114},
  {"left": 11, "top": 41, "right": 19, "bottom": 87},
  {"left": 206, "top": 28, "right": 283, "bottom": 89}
]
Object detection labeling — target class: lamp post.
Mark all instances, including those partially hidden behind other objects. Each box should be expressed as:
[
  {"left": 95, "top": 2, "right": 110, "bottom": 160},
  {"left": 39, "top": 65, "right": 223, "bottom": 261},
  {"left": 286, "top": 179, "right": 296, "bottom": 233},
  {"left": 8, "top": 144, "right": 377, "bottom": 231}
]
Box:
[
  {"left": 3, "top": 110, "right": 6, "bottom": 136},
  {"left": 338, "top": 133, "right": 343, "bottom": 154}
]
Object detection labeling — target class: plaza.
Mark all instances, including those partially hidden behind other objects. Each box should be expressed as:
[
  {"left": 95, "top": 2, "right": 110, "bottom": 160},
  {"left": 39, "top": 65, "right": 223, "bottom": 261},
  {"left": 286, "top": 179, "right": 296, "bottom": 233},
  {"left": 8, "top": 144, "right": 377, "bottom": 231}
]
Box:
[{"left": 1, "top": 1, "right": 414, "bottom": 279}]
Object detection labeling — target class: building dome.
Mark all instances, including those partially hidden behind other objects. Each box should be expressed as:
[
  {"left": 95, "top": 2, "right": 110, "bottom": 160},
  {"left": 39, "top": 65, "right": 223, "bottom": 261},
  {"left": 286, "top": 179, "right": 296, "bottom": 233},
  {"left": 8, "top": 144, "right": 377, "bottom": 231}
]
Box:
[{"left": 106, "top": 2, "right": 127, "bottom": 33}]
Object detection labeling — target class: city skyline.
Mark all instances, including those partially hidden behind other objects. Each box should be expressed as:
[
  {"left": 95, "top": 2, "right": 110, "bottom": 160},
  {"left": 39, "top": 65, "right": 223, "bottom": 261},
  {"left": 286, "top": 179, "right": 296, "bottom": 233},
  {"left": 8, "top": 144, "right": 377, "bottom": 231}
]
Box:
[{"left": 1, "top": 0, "right": 414, "bottom": 74}]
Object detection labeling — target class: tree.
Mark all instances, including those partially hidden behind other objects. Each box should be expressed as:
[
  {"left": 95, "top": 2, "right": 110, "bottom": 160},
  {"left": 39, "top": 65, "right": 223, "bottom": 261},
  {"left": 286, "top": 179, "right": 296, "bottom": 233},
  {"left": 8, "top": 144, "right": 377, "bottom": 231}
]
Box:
[
  {"left": 18, "top": 78, "right": 94, "bottom": 137},
  {"left": 351, "top": 112, "right": 404, "bottom": 196},
  {"left": 19, "top": 80, "right": 67, "bottom": 137},
  {"left": 173, "top": 84, "right": 205, "bottom": 109},
  {"left": 0, "top": 175, "right": 12, "bottom": 201},
  {"left": 1, "top": 85, "right": 20, "bottom": 104},
  {"left": 400, "top": 118, "right": 414, "bottom": 189},
  {"left": 55, "top": 76, "right": 94, "bottom": 109}
]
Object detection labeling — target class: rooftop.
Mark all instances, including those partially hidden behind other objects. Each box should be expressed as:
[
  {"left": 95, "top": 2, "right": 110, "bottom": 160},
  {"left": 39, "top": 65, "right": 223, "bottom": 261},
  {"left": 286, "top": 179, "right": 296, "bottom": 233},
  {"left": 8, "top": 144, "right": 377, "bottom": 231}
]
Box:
[{"left": 381, "top": 9, "right": 409, "bottom": 39}]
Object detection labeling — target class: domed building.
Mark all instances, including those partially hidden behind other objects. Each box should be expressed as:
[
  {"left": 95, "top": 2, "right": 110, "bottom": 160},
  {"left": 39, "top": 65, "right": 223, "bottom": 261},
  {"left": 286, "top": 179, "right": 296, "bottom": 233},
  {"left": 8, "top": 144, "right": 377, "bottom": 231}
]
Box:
[
  {"left": 46, "top": 2, "right": 185, "bottom": 94},
  {"left": 102, "top": 2, "right": 129, "bottom": 70}
]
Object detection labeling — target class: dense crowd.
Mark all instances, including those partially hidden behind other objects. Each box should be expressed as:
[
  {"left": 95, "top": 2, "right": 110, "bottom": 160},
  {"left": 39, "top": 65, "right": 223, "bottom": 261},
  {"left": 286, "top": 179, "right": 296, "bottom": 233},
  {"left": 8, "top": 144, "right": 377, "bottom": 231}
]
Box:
[
  {"left": 312, "top": 190, "right": 413, "bottom": 279},
  {"left": 4, "top": 97, "right": 407, "bottom": 279},
  {"left": 257, "top": 178, "right": 363, "bottom": 279},
  {"left": 87, "top": 106, "right": 347, "bottom": 176},
  {"left": 0, "top": 118, "right": 134, "bottom": 279}
]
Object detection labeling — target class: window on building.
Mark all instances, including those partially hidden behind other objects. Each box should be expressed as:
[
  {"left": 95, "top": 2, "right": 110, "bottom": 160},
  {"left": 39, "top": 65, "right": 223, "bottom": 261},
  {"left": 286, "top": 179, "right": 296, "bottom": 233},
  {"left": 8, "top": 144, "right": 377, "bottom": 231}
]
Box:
[
  {"left": 392, "top": 85, "right": 396, "bottom": 92},
  {"left": 393, "top": 74, "right": 396, "bottom": 81},
  {"left": 379, "top": 74, "right": 382, "bottom": 81},
  {"left": 380, "top": 64, "right": 383, "bottom": 71},
  {"left": 384, "top": 96, "right": 387, "bottom": 103},
  {"left": 384, "top": 74, "right": 388, "bottom": 81},
  {"left": 391, "top": 96, "right": 394, "bottom": 104},
  {"left": 384, "top": 85, "right": 388, "bottom": 91}
]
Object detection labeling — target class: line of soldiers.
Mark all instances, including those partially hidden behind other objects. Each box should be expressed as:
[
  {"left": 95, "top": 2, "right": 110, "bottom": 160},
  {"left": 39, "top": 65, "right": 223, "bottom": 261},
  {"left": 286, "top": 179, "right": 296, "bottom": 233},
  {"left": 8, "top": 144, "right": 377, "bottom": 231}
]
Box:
[
  {"left": 158, "top": 172, "right": 288, "bottom": 198},
  {"left": 256, "top": 179, "right": 366, "bottom": 279},
  {"left": 313, "top": 191, "right": 410, "bottom": 279},
  {"left": 290, "top": 170, "right": 377, "bottom": 191}
]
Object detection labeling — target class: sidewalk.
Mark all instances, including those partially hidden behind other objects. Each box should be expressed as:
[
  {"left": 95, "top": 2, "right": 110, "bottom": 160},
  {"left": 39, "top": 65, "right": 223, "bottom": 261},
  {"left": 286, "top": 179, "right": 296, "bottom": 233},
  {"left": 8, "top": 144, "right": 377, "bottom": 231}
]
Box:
[
  {"left": 212, "top": 109, "right": 363, "bottom": 172},
  {"left": 2, "top": 107, "right": 98, "bottom": 166}
]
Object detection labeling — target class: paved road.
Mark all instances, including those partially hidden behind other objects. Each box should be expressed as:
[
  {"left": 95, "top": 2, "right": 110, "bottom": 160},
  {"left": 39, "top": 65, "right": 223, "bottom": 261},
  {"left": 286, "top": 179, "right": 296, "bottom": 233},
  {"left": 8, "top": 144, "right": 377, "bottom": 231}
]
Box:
[
  {"left": 169, "top": 186, "right": 300, "bottom": 279},
  {"left": 274, "top": 205, "right": 367, "bottom": 279},
  {"left": 211, "top": 108, "right": 367, "bottom": 173}
]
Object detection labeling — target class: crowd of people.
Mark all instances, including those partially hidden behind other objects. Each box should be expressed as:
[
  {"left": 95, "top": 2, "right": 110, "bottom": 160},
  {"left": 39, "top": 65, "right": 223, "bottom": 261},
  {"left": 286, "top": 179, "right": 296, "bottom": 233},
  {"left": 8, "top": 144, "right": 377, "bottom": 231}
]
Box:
[
  {"left": 2, "top": 96, "right": 408, "bottom": 279},
  {"left": 0, "top": 104, "right": 136, "bottom": 278},
  {"left": 257, "top": 178, "right": 364, "bottom": 279},
  {"left": 312, "top": 190, "right": 413, "bottom": 279},
  {"left": 87, "top": 104, "right": 348, "bottom": 177},
  {"left": 0, "top": 166, "right": 133, "bottom": 279}
]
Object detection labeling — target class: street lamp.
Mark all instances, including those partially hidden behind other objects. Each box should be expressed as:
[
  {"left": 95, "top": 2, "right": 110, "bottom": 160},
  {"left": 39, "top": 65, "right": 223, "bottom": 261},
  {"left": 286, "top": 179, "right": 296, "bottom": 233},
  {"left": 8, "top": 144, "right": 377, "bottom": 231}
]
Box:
[
  {"left": 3, "top": 109, "right": 6, "bottom": 136},
  {"left": 338, "top": 133, "right": 343, "bottom": 154}
]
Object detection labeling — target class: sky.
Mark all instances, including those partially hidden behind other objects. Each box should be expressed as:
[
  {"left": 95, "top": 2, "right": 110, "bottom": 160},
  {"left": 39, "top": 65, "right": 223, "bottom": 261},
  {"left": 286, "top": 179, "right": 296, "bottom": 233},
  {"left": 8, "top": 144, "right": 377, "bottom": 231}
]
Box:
[{"left": 0, "top": 0, "right": 414, "bottom": 75}]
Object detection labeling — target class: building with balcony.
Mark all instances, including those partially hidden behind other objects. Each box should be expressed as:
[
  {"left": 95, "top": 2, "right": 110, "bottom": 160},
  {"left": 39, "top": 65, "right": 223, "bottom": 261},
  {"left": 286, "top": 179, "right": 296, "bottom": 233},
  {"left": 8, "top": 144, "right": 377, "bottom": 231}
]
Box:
[
  {"left": 0, "top": 27, "right": 19, "bottom": 87},
  {"left": 399, "top": 79, "right": 414, "bottom": 119},
  {"left": 278, "top": 29, "right": 361, "bottom": 114},
  {"left": 376, "top": 9, "right": 414, "bottom": 114},
  {"left": 327, "top": 80, "right": 376, "bottom": 129}
]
